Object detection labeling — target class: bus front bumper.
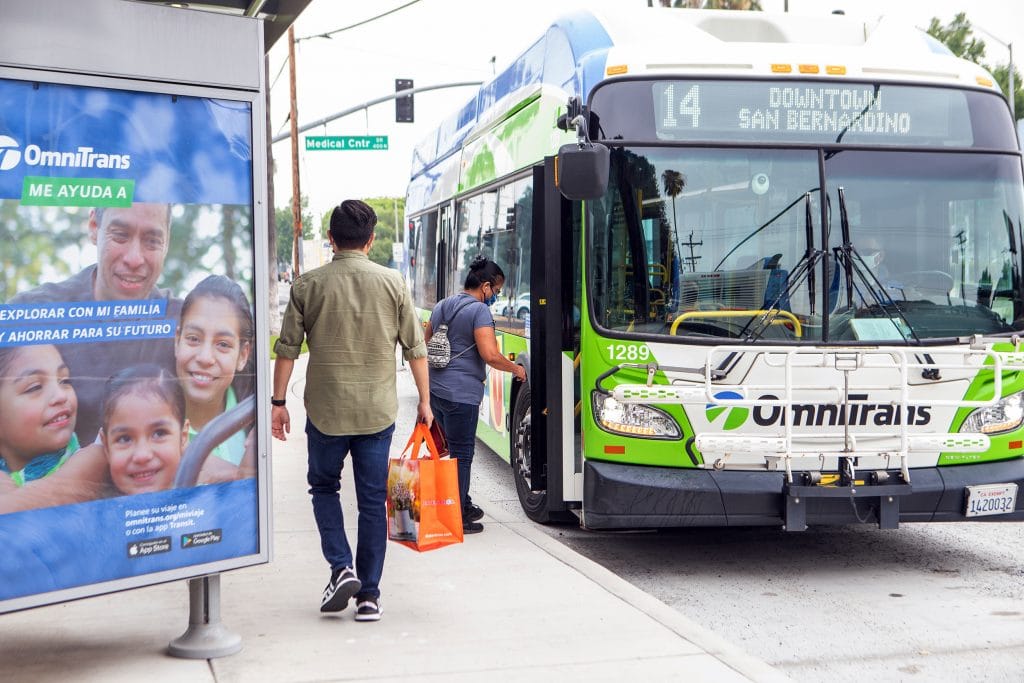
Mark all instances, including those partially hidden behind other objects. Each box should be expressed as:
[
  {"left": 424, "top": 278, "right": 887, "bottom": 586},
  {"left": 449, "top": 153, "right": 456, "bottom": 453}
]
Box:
[{"left": 581, "top": 458, "right": 1024, "bottom": 530}]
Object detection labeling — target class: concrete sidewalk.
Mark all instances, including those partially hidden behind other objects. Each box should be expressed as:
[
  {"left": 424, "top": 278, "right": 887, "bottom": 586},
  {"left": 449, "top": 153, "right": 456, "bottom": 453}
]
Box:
[{"left": 0, "top": 355, "right": 789, "bottom": 682}]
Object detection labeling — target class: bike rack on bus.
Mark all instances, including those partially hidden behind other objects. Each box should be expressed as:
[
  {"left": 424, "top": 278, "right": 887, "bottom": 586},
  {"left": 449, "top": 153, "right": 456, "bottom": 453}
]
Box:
[{"left": 600, "top": 342, "right": 1024, "bottom": 529}]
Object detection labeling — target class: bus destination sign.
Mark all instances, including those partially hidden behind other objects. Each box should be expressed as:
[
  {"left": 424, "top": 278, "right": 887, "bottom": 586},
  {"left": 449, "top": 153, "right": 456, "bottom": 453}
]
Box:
[{"left": 652, "top": 81, "right": 967, "bottom": 145}]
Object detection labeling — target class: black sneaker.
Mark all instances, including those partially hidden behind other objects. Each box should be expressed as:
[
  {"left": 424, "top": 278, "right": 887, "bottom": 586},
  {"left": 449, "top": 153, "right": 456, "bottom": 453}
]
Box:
[
  {"left": 353, "top": 596, "right": 382, "bottom": 622},
  {"left": 463, "top": 520, "right": 484, "bottom": 534},
  {"left": 321, "top": 566, "right": 361, "bottom": 613},
  {"left": 463, "top": 503, "right": 484, "bottom": 522}
]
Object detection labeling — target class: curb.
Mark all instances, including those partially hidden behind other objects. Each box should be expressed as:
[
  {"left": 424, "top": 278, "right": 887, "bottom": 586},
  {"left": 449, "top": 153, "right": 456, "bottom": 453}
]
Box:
[{"left": 490, "top": 507, "right": 791, "bottom": 683}]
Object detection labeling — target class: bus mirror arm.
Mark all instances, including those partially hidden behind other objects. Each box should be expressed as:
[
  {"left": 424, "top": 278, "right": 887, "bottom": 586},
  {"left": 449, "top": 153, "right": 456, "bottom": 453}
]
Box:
[
  {"left": 557, "top": 96, "right": 583, "bottom": 131},
  {"left": 595, "top": 363, "right": 658, "bottom": 396},
  {"left": 594, "top": 364, "right": 620, "bottom": 395}
]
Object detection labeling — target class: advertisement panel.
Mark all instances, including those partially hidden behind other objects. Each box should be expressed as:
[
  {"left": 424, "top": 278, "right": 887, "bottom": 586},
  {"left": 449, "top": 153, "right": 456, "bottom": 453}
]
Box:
[{"left": 0, "top": 75, "right": 263, "bottom": 609}]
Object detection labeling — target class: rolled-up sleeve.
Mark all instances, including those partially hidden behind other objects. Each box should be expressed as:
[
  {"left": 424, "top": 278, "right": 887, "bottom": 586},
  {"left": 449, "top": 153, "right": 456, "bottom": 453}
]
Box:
[
  {"left": 396, "top": 281, "right": 426, "bottom": 361},
  {"left": 274, "top": 280, "right": 306, "bottom": 360}
]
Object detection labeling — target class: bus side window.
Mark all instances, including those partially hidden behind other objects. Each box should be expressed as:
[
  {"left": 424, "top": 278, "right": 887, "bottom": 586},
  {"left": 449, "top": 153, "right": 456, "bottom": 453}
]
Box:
[{"left": 411, "top": 212, "right": 438, "bottom": 308}]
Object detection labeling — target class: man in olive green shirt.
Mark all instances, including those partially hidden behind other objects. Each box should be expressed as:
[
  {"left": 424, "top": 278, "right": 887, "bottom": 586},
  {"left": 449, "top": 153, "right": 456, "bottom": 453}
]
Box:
[{"left": 271, "top": 199, "right": 432, "bottom": 622}]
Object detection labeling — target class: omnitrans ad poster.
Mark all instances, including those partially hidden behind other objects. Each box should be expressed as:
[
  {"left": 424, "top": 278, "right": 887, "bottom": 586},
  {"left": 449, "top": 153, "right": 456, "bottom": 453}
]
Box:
[{"left": 0, "top": 76, "right": 260, "bottom": 607}]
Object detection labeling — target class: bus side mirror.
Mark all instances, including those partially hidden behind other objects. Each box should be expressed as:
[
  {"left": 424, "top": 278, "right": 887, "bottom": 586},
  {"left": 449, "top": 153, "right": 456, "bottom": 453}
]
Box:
[{"left": 557, "top": 142, "right": 609, "bottom": 201}]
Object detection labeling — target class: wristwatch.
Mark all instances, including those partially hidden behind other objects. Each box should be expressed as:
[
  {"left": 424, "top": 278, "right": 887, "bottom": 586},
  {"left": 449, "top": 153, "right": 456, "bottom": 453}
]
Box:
[{"left": 271, "top": 397, "right": 286, "bottom": 407}]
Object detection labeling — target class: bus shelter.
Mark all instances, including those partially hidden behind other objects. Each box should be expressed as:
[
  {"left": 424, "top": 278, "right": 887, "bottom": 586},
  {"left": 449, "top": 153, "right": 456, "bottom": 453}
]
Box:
[{"left": 0, "top": 0, "right": 306, "bottom": 643}]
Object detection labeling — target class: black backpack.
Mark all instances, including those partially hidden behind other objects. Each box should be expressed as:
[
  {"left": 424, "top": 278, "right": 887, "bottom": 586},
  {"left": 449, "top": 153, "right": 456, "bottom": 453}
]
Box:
[{"left": 427, "top": 298, "right": 478, "bottom": 369}]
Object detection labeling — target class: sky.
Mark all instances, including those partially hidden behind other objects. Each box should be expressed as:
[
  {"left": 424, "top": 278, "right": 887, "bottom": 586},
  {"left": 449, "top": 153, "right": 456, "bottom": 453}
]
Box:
[{"left": 266, "top": 0, "right": 1023, "bottom": 220}]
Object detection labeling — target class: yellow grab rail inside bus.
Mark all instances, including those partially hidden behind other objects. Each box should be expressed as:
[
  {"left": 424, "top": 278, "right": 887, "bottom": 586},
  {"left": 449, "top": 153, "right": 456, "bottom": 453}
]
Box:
[{"left": 669, "top": 309, "right": 803, "bottom": 337}]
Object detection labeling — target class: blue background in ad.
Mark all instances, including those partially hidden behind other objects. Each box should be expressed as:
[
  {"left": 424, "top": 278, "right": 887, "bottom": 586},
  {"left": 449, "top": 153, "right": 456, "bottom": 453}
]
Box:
[
  {"left": 0, "top": 78, "right": 252, "bottom": 204},
  {"left": 0, "top": 479, "right": 258, "bottom": 601}
]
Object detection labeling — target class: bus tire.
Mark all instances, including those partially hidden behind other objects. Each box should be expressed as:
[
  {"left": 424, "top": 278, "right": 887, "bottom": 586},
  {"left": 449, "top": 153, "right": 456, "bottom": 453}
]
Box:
[{"left": 511, "top": 383, "right": 574, "bottom": 524}]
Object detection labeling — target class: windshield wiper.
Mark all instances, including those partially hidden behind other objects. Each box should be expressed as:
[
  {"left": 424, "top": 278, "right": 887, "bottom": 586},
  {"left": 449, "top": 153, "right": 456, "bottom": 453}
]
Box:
[
  {"left": 742, "top": 193, "right": 824, "bottom": 342},
  {"left": 713, "top": 189, "right": 818, "bottom": 271},
  {"left": 834, "top": 186, "right": 920, "bottom": 342}
]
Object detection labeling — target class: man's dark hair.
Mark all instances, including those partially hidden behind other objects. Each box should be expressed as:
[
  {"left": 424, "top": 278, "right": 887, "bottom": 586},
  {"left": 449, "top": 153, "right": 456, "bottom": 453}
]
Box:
[{"left": 329, "top": 200, "right": 377, "bottom": 250}]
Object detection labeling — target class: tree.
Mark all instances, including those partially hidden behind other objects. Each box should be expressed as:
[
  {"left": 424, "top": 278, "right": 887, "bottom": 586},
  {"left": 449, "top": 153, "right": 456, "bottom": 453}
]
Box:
[
  {"left": 275, "top": 196, "right": 314, "bottom": 271},
  {"left": 990, "top": 63, "right": 1024, "bottom": 122},
  {"left": 0, "top": 204, "right": 85, "bottom": 301},
  {"left": 926, "top": 14, "right": 986, "bottom": 64},
  {"left": 317, "top": 196, "right": 405, "bottom": 268},
  {"left": 928, "top": 13, "right": 1022, "bottom": 119},
  {"left": 662, "top": 169, "right": 685, "bottom": 234},
  {"left": 363, "top": 197, "right": 402, "bottom": 268}
]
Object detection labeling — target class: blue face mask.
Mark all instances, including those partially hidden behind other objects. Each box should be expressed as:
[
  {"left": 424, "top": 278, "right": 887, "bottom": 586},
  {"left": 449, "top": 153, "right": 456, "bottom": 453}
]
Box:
[{"left": 483, "top": 283, "right": 499, "bottom": 307}]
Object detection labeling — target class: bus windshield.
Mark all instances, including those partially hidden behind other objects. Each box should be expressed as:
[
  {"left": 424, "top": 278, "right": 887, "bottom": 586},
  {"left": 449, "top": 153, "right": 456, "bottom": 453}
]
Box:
[{"left": 588, "top": 145, "right": 1024, "bottom": 342}]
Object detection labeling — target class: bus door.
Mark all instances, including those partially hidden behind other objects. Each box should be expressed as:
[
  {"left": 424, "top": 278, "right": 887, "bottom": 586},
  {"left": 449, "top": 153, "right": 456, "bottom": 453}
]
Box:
[{"left": 514, "top": 158, "right": 581, "bottom": 522}]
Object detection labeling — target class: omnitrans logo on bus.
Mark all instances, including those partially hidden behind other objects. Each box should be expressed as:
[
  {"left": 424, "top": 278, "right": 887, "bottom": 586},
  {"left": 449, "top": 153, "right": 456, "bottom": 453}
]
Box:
[
  {"left": 706, "top": 391, "right": 749, "bottom": 430},
  {"left": 750, "top": 393, "right": 932, "bottom": 427},
  {"left": 0, "top": 136, "right": 131, "bottom": 171},
  {"left": 705, "top": 391, "right": 932, "bottom": 428}
]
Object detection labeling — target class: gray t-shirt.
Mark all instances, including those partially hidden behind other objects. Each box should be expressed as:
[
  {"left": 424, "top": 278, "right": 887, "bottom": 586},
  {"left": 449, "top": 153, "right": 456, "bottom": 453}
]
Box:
[{"left": 428, "top": 293, "right": 494, "bottom": 406}]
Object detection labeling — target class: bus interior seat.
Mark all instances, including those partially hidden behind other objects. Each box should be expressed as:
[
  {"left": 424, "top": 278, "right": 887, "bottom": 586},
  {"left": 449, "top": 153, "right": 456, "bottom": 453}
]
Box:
[{"left": 751, "top": 253, "right": 790, "bottom": 311}]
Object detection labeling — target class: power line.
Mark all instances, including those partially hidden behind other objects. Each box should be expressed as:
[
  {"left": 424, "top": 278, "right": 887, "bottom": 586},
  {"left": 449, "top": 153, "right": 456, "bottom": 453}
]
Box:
[
  {"left": 295, "top": 0, "right": 422, "bottom": 43},
  {"left": 269, "top": 56, "right": 288, "bottom": 90},
  {"left": 271, "top": 81, "right": 482, "bottom": 144}
]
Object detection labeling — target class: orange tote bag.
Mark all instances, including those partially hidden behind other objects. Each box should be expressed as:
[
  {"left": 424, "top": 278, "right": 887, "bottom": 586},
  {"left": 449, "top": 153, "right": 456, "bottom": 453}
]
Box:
[{"left": 386, "top": 422, "right": 464, "bottom": 552}]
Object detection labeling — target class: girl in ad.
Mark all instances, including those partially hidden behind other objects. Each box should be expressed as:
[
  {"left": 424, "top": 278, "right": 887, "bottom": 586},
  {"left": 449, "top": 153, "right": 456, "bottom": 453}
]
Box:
[
  {"left": 100, "top": 364, "right": 188, "bottom": 496},
  {"left": 174, "top": 274, "right": 256, "bottom": 483},
  {"left": 0, "top": 344, "right": 109, "bottom": 511},
  {"left": 0, "top": 344, "right": 81, "bottom": 485}
]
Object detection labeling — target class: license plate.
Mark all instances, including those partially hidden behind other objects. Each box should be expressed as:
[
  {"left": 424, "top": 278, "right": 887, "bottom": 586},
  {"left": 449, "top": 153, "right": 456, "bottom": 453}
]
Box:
[{"left": 965, "top": 483, "right": 1018, "bottom": 518}]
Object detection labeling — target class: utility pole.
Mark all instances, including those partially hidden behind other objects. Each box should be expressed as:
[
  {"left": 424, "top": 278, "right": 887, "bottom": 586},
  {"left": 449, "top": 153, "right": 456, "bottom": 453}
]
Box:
[{"left": 287, "top": 25, "right": 303, "bottom": 278}]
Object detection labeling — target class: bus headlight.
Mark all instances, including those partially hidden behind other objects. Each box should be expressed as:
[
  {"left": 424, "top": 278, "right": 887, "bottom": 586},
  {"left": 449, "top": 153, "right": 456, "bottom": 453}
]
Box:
[
  {"left": 960, "top": 391, "right": 1024, "bottom": 435},
  {"left": 592, "top": 392, "right": 682, "bottom": 440}
]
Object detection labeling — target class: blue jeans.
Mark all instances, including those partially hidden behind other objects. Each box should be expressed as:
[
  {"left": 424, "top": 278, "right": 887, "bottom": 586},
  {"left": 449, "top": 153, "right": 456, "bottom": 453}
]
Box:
[
  {"left": 305, "top": 419, "right": 395, "bottom": 599},
  {"left": 429, "top": 394, "right": 479, "bottom": 511}
]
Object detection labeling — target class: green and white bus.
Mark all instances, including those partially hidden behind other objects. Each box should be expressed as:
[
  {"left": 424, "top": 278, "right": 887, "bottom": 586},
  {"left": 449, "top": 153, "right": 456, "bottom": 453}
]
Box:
[{"left": 404, "top": 7, "right": 1024, "bottom": 530}]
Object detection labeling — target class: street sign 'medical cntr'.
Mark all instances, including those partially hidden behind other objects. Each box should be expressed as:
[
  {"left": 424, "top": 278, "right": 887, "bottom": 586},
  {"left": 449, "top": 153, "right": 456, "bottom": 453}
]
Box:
[{"left": 305, "top": 135, "right": 388, "bottom": 151}]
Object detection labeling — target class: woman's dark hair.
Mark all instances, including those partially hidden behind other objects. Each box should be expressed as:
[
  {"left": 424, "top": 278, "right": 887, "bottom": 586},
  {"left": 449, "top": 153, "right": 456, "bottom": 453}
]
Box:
[
  {"left": 101, "top": 363, "right": 186, "bottom": 430},
  {"left": 329, "top": 199, "right": 378, "bottom": 250},
  {"left": 464, "top": 254, "right": 505, "bottom": 289},
  {"left": 179, "top": 274, "right": 256, "bottom": 399}
]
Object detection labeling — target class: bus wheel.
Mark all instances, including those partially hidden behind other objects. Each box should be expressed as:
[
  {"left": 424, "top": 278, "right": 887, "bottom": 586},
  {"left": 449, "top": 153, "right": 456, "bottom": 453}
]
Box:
[{"left": 511, "top": 384, "right": 573, "bottom": 524}]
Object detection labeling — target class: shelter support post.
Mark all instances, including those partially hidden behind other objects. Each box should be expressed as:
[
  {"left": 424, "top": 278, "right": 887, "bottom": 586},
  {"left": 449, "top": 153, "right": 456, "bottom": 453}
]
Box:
[{"left": 168, "top": 574, "right": 242, "bottom": 659}]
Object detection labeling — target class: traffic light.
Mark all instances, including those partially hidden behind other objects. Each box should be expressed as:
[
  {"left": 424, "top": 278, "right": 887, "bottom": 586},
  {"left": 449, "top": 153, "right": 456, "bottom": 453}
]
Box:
[{"left": 396, "top": 78, "right": 414, "bottom": 123}]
